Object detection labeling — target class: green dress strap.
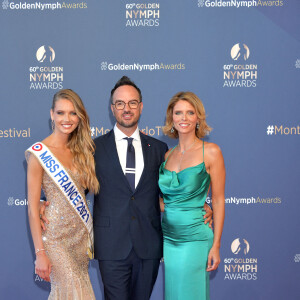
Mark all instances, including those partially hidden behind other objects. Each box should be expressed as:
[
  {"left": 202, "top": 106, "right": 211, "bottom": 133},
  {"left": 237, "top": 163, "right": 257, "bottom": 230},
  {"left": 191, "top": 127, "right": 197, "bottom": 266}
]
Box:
[
  {"left": 202, "top": 139, "right": 204, "bottom": 163},
  {"left": 165, "top": 145, "right": 177, "bottom": 163}
]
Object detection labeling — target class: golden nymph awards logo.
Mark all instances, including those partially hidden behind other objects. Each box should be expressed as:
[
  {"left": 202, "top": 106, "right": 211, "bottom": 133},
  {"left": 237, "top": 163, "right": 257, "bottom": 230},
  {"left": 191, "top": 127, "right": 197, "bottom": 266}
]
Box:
[
  {"left": 2, "top": 1, "right": 88, "bottom": 11},
  {"left": 197, "top": 0, "right": 284, "bottom": 8},
  {"left": 125, "top": 2, "right": 160, "bottom": 27},
  {"left": 223, "top": 238, "right": 258, "bottom": 280},
  {"left": 223, "top": 43, "right": 258, "bottom": 88},
  {"left": 29, "top": 45, "right": 63, "bottom": 90},
  {"left": 7, "top": 197, "right": 28, "bottom": 206}
]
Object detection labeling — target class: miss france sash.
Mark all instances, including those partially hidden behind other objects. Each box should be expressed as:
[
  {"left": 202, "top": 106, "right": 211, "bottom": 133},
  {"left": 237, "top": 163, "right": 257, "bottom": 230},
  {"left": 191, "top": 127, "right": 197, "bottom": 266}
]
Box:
[{"left": 26, "top": 142, "right": 94, "bottom": 259}]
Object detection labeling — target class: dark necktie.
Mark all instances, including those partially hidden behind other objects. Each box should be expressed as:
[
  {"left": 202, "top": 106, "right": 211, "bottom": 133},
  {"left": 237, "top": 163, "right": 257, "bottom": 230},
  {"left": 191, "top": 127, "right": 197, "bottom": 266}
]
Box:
[{"left": 124, "top": 137, "right": 135, "bottom": 191}]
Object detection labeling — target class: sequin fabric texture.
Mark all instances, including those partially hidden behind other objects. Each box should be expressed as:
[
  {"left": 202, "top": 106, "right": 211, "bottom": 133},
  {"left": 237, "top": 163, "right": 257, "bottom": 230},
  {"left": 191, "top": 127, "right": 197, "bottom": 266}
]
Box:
[{"left": 41, "top": 169, "right": 95, "bottom": 300}]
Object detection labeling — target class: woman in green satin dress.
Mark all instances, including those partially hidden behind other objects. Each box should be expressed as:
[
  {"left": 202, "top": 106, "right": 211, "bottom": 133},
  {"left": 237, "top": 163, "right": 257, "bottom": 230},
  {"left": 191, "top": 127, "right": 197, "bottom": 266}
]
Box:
[{"left": 159, "top": 92, "right": 225, "bottom": 300}]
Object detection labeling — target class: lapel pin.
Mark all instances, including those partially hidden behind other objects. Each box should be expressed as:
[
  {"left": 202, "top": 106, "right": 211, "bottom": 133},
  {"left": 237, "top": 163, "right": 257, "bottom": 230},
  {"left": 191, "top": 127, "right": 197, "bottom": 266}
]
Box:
[{"left": 148, "top": 144, "right": 151, "bottom": 147}]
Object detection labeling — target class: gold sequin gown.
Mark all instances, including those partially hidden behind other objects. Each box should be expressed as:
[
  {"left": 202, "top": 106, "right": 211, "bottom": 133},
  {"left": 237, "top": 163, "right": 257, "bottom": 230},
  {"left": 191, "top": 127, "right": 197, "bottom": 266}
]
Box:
[{"left": 41, "top": 169, "right": 95, "bottom": 300}]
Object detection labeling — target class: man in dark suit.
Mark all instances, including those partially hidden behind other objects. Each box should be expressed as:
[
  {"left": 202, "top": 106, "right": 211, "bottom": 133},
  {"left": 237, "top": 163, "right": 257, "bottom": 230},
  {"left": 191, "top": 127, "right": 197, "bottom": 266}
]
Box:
[
  {"left": 93, "top": 76, "right": 167, "bottom": 300},
  {"left": 38, "top": 76, "right": 212, "bottom": 299}
]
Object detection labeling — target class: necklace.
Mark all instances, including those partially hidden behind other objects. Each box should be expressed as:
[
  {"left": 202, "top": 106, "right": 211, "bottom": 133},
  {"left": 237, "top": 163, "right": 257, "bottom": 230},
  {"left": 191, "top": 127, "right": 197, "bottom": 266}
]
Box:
[{"left": 177, "top": 138, "right": 197, "bottom": 171}]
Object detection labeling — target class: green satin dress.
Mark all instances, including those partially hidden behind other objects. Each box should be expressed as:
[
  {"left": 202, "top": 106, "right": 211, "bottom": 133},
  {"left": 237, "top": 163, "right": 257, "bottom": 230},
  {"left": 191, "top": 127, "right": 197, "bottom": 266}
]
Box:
[{"left": 159, "top": 141, "right": 213, "bottom": 300}]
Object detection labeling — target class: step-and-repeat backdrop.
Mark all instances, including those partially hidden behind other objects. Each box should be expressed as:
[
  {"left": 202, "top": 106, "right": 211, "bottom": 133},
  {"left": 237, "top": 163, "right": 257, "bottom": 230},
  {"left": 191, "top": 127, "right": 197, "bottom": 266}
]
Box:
[{"left": 0, "top": 1, "right": 299, "bottom": 299}]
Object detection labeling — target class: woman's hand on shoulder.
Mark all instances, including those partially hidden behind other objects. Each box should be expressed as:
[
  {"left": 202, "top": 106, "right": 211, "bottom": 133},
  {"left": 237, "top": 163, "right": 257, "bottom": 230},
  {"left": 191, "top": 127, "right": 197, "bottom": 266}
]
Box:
[{"left": 35, "top": 252, "right": 51, "bottom": 282}]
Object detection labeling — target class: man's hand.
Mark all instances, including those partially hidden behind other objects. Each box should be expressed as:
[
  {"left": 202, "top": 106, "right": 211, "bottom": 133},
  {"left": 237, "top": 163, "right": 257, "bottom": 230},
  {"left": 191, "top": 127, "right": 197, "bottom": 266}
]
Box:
[
  {"left": 39, "top": 201, "right": 50, "bottom": 231},
  {"left": 203, "top": 203, "right": 213, "bottom": 229}
]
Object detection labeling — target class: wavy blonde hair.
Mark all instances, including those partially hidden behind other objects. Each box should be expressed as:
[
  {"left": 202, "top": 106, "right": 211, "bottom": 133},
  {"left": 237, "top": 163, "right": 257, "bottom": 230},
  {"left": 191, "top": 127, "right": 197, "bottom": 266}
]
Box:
[
  {"left": 163, "top": 91, "right": 212, "bottom": 139},
  {"left": 52, "top": 89, "right": 99, "bottom": 194}
]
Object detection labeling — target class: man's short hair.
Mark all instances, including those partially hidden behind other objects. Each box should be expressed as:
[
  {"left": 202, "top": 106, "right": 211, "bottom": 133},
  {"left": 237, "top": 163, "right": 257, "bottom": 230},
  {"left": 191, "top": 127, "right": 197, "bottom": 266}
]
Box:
[{"left": 110, "top": 76, "right": 142, "bottom": 103}]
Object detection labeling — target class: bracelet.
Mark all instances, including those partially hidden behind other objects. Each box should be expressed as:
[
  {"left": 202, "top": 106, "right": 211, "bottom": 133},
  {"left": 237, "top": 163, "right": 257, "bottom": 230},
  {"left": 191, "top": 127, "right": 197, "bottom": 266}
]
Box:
[{"left": 35, "top": 248, "right": 45, "bottom": 254}]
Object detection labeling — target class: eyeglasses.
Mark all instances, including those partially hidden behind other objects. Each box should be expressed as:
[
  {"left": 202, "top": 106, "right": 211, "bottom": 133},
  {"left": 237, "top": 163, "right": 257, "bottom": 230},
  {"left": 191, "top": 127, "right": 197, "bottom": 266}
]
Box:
[{"left": 112, "top": 100, "right": 141, "bottom": 110}]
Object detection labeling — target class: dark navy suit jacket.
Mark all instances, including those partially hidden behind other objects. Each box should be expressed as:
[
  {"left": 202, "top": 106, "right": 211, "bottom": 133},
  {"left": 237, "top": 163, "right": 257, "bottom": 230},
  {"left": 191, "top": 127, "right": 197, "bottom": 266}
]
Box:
[{"left": 93, "top": 130, "right": 168, "bottom": 260}]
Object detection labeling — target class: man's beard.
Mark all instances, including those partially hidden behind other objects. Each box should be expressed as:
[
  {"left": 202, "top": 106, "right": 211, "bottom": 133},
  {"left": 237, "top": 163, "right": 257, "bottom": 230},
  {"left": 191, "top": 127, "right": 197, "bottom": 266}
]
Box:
[{"left": 117, "top": 119, "right": 139, "bottom": 128}]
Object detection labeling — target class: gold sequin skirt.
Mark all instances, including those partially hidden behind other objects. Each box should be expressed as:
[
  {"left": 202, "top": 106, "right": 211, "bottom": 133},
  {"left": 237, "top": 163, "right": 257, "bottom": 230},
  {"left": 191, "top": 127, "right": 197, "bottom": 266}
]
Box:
[{"left": 42, "top": 171, "right": 95, "bottom": 300}]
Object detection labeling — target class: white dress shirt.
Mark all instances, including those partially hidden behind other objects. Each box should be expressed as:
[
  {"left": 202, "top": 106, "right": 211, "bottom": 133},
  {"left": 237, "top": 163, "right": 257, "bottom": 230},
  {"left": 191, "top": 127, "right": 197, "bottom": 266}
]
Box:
[{"left": 114, "top": 124, "right": 144, "bottom": 188}]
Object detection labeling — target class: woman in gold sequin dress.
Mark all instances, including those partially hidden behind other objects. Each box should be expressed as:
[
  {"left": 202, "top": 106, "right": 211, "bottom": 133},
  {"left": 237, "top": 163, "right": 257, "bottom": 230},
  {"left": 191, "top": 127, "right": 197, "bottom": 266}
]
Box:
[{"left": 26, "top": 89, "right": 99, "bottom": 299}]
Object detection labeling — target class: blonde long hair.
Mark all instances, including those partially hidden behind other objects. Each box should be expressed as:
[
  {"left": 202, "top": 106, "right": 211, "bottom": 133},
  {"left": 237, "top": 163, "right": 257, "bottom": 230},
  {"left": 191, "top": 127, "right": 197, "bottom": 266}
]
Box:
[
  {"left": 163, "top": 91, "right": 212, "bottom": 139},
  {"left": 52, "top": 89, "right": 99, "bottom": 194}
]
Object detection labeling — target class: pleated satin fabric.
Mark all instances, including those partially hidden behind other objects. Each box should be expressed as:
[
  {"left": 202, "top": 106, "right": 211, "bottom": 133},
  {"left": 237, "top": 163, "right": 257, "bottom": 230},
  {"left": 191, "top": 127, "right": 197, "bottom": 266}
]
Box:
[{"left": 159, "top": 160, "right": 213, "bottom": 300}]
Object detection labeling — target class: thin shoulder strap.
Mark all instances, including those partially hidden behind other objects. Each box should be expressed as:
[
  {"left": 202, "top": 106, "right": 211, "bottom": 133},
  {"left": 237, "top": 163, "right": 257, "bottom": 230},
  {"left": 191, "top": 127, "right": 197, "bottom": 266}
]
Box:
[
  {"left": 165, "top": 145, "right": 177, "bottom": 163},
  {"left": 202, "top": 140, "right": 205, "bottom": 163}
]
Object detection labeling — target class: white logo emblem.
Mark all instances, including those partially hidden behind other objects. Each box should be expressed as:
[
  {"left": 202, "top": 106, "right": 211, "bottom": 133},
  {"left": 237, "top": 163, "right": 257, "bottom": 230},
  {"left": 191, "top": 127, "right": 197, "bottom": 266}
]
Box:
[
  {"left": 101, "top": 62, "right": 108, "bottom": 70},
  {"left": 8, "top": 197, "right": 14, "bottom": 206},
  {"left": 198, "top": 0, "right": 205, "bottom": 7},
  {"left": 2, "top": 0, "right": 9, "bottom": 9},
  {"left": 231, "top": 238, "right": 250, "bottom": 255},
  {"left": 231, "top": 43, "right": 250, "bottom": 61},
  {"left": 36, "top": 46, "right": 55, "bottom": 63}
]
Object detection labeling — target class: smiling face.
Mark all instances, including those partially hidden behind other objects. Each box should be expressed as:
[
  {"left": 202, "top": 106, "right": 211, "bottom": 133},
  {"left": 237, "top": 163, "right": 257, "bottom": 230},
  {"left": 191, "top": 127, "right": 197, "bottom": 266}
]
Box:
[
  {"left": 172, "top": 100, "right": 199, "bottom": 136},
  {"left": 111, "top": 85, "right": 143, "bottom": 133},
  {"left": 50, "top": 98, "right": 80, "bottom": 135}
]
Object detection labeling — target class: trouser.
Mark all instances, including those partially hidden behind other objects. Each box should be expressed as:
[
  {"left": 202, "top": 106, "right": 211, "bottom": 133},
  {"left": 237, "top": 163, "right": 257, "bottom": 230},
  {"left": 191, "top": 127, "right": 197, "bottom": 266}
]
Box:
[{"left": 98, "top": 248, "right": 160, "bottom": 300}]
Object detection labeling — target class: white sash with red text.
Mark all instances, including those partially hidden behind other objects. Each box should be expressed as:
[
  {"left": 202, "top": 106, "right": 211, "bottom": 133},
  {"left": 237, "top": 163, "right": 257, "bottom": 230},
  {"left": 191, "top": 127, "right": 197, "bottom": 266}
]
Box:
[{"left": 26, "top": 142, "right": 94, "bottom": 259}]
